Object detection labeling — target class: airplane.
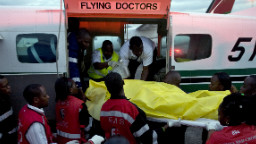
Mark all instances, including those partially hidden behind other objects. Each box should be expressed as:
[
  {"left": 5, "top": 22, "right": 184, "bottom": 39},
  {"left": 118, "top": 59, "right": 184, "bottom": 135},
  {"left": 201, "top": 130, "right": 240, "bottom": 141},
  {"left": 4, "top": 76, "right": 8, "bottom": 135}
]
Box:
[{"left": 0, "top": 0, "right": 255, "bottom": 128}]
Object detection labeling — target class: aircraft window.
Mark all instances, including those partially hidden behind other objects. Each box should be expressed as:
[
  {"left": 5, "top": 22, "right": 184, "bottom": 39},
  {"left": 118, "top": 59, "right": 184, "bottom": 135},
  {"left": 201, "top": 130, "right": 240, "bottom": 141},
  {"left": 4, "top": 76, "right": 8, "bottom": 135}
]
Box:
[
  {"left": 16, "top": 34, "right": 57, "bottom": 63},
  {"left": 173, "top": 34, "right": 212, "bottom": 62},
  {"left": 93, "top": 36, "right": 122, "bottom": 53}
]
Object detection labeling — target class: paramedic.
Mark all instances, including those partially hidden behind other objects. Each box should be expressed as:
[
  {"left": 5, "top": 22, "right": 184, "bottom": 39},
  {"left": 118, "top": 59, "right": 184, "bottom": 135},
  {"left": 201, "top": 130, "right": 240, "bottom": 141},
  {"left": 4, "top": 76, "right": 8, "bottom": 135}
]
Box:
[
  {"left": 88, "top": 40, "right": 119, "bottom": 82},
  {"left": 18, "top": 84, "right": 53, "bottom": 144},
  {"left": 163, "top": 70, "right": 181, "bottom": 87},
  {"left": 0, "top": 75, "right": 17, "bottom": 144},
  {"left": 240, "top": 75, "right": 256, "bottom": 96},
  {"left": 119, "top": 36, "right": 157, "bottom": 81},
  {"left": 206, "top": 93, "right": 256, "bottom": 144},
  {"left": 209, "top": 72, "right": 237, "bottom": 93},
  {"left": 100, "top": 72, "right": 167, "bottom": 144},
  {"left": 55, "top": 77, "right": 104, "bottom": 144},
  {"left": 68, "top": 17, "right": 92, "bottom": 91}
]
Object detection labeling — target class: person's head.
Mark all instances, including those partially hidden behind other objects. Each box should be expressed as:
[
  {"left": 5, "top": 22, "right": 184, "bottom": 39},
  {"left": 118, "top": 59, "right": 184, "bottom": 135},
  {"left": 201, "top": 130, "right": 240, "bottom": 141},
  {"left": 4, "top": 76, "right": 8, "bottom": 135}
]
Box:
[
  {"left": 240, "top": 75, "right": 256, "bottom": 96},
  {"left": 209, "top": 72, "right": 231, "bottom": 91},
  {"left": 163, "top": 71, "right": 181, "bottom": 87},
  {"left": 0, "top": 75, "right": 11, "bottom": 96},
  {"left": 218, "top": 93, "right": 246, "bottom": 126},
  {"left": 77, "top": 28, "right": 91, "bottom": 51},
  {"left": 102, "top": 40, "right": 113, "bottom": 60},
  {"left": 55, "top": 77, "right": 78, "bottom": 102},
  {"left": 23, "top": 84, "right": 49, "bottom": 108},
  {"left": 68, "top": 17, "right": 80, "bottom": 33},
  {"left": 129, "top": 36, "right": 143, "bottom": 57},
  {"left": 105, "top": 72, "right": 124, "bottom": 98}
]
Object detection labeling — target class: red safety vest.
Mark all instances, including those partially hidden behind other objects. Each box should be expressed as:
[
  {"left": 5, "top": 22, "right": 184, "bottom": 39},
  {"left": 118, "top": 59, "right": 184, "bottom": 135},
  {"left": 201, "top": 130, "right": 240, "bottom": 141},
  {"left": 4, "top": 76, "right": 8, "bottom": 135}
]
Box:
[
  {"left": 100, "top": 99, "right": 139, "bottom": 144},
  {"left": 56, "top": 95, "right": 85, "bottom": 144},
  {"left": 207, "top": 123, "right": 256, "bottom": 144},
  {"left": 18, "top": 105, "right": 53, "bottom": 144}
]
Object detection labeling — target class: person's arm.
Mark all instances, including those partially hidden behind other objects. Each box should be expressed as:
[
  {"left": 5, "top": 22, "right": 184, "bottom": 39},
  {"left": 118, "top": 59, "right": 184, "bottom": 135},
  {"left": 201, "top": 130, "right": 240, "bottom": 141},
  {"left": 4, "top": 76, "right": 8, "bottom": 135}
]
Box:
[
  {"left": 140, "top": 44, "right": 154, "bottom": 81},
  {"left": 26, "top": 122, "right": 48, "bottom": 144},
  {"left": 79, "top": 103, "right": 105, "bottom": 143},
  {"left": 79, "top": 103, "right": 91, "bottom": 130},
  {"left": 119, "top": 43, "right": 130, "bottom": 67},
  {"left": 79, "top": 103, "right": 91, "bottom": 142},
  {"left": 68, "top": 33, "right": 82, "bottom": 88},
  {"left": 93, "top": 62, "right": 108, "bottom": 70},
  {"left": 91, "top": 50, "right": 109, "bottom": 70},
  {"left": 141, "top": 66, "right": 149, "bottom": 80},
  {"left": 130, "top": 105, "right": 164, "bottom": 144}
]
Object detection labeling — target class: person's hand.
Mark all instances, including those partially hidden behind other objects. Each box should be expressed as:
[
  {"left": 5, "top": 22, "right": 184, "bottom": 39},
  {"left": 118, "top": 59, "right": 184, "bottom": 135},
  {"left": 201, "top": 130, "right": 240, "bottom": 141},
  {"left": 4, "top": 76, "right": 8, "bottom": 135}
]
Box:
[
  {"left": 206, "top": 122, "right": 223, "bottom": 131},
  {"left": 112, "top": 65, "right": 130, "bottom": 79},
  {"left": 162, "top": 124, "right": 169, "bottom": 132},
  {"left": 108, "top": 61, "right": 118, "bottom": 67}
]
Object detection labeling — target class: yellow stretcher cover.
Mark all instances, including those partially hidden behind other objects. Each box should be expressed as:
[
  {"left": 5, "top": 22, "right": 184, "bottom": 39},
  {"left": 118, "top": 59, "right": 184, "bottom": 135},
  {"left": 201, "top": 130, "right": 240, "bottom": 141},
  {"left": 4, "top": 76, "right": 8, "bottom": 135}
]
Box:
[{"left": 85, "top": 80, "right": 230, "bottom": 121}]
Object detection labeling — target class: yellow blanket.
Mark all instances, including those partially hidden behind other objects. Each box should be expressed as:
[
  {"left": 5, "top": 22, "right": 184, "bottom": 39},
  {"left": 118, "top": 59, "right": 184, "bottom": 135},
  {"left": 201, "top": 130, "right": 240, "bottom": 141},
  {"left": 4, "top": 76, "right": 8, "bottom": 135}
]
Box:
[{"left": 85, "top": 80, "right": 230, "bottom": 121}]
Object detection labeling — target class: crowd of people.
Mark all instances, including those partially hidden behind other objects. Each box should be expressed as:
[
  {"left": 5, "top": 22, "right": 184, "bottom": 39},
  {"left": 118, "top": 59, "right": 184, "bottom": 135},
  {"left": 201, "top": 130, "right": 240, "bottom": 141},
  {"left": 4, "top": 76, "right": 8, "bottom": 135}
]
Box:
[
  {"left": 1, "top": 71, "right": 256, "bottom": 144},
  {"left": 67, "top": 18, "right": 165, "bottom": 92},
  {"left": 1, "top": 17, "right": 256, "bottom": 144}
]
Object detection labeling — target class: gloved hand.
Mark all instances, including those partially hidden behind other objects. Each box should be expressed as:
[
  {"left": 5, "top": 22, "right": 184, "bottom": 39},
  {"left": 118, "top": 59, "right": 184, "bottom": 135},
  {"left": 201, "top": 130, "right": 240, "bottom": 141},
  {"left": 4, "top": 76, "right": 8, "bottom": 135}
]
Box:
[
  {"left": 168, "top": 119, "right": 181, "bottom": 127},
  {"left": 206, "top": 122, "right": 223, "bottom": 131},
  {"left": 65, "top": 140, "right": 80, "bottom": 144},
  {"left": 108, "top": 61, "right": 118, "bottom": 68},
  {"left": 112, "top": 65, "right": 130, "bottom": 79},
  {"left": 88, "top": 135, "right": 105, "bottom": 144}
]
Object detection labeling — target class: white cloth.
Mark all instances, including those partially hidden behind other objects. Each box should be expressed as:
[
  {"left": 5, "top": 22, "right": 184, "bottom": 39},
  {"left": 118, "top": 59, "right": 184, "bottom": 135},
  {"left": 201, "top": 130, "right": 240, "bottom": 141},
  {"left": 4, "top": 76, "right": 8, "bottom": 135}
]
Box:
[
  {"left": 119, "top": 36, "right": 155, "bottom": 67},
  {"left": 26, "top": 104, "right": 48, "bottom": 144},
  {"left": 92, "top": 49, "right": 112, "bottom": 64},
  {"left": 148, "top": 117, "right": 222, "bottom": 130},
  {"left": 89, "top": 135, "right": 105, "bottom": 144}
]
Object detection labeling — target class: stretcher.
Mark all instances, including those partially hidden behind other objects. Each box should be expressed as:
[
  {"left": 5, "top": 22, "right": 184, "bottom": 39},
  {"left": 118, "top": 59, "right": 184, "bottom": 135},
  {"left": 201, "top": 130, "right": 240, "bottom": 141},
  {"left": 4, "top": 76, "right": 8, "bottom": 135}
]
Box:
[{"left": 85, "top": 80, "right": 230, "bottom": 128}]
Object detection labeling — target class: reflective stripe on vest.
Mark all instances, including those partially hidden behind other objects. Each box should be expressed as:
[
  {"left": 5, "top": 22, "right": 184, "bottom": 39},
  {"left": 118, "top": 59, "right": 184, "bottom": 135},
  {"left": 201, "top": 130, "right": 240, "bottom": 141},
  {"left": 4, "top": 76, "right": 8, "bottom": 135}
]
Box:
[
  {"left": 133, "top": 124, "right": 149, "bottom": 137},
  {"left": 88, "top": 48, "right": 119, "bottom": 79},
  {"left": 72, "top": 77, "right": 81, "bottom": 82},
  {"left": 69, "top": 57, "right": 78, "bottom": 63},
  {"left": 100, "top": 111, "right": 135, "bottom": 124},
  {"left": 57, "top": 129, "right": 81, "bottom": 139},
  {"left": 153, "top": 130, "right": 158, "bottom": 144},
  {"left": 8, "top": 127, "right": 17, "bottom": 134},
  {"left": 0, "top": 108, "right": 13, "bottom": 122}
]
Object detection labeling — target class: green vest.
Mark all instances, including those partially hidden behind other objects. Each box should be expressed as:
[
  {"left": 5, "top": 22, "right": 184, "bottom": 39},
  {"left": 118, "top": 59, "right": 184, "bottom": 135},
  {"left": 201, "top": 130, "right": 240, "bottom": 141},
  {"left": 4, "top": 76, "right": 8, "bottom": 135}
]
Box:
[{"left": 88, "top": 48, "right": 119, "bottom": 79}]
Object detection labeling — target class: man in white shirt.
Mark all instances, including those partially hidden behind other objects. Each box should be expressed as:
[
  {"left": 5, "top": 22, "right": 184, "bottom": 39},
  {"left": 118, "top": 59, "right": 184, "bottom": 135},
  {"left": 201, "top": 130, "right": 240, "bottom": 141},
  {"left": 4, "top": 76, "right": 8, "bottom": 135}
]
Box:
[
  {"left": 18, "top": 84, "right": 104, "bottom": 144},
  {"left": 119, "top": 36, "right": 156, "bottom": 80},
  {"left": 18, "top": 84, "right": 54, "bottom": 144}
]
